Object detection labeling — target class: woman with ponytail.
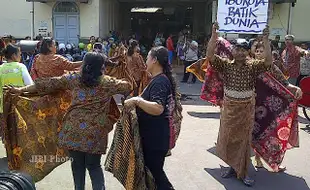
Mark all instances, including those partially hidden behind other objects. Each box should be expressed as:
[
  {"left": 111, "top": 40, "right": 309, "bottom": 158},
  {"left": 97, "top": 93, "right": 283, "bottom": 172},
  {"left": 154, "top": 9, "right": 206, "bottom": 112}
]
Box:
[{"left": 125, "top": 46, "right": 181, "bottom": 190}]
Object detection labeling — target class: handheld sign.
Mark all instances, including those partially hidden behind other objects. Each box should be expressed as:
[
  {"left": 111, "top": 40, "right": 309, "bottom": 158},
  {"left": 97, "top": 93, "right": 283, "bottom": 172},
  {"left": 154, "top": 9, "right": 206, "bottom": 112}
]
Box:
[{"left": 217, "top": 0, "right": 269, "bottom": 34}]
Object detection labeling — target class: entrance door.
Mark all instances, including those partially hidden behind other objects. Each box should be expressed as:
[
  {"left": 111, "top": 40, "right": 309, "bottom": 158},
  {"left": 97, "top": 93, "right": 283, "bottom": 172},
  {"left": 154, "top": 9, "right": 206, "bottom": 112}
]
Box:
[{"left": 53, "top": 2, "right": 79, "bottom": 46}]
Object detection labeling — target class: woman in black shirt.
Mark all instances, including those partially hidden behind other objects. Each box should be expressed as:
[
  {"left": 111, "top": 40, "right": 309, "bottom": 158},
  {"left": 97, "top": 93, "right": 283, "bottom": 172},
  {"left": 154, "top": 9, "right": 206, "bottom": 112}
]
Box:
[{"left": 125, "top": 46, "right": 177, "bottom": 190}]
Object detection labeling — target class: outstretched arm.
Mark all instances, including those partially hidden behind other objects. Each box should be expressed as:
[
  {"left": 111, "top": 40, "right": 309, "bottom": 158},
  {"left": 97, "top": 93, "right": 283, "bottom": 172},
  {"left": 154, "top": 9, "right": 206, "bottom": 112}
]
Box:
[
  {"left": 207, "top": 22, "right": 219, "bottom": 62},
  {"left": 262, "top": 26, "right": 272, "bottom": 67}
]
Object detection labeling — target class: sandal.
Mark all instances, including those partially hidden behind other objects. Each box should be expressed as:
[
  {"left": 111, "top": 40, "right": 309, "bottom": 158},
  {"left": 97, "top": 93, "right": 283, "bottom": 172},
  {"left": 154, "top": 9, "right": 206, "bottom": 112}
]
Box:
[
  {"left": 242, "top": 176, "right": 255, "bottom": 187},
  {"left": 278, "top": 165, "right": 286, "bottom": 172},
  {"left": 221, "top": 167, "right": 236, "bottom": 178},
  {"left": 255, "top": 157, "right": 264, "bottom": 168},
  {"left": 166, "top": 150, "right": 172, "bottom": 157}
]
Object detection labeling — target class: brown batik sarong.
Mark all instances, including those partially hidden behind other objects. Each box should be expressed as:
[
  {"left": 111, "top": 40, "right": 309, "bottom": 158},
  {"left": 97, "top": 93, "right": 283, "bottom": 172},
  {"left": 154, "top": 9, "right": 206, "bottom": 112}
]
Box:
[
  {"left": 2, "top": 90, "right": 120, "bottom": 182},
  {"left": 105, "top": 108, "right": 156, "bottom": 190},
  {"left": 216, "top": 96, "right": 255, "bottom": 179},
  {"left": 2, "top": 91, "right": 72, "bottom": 182}
]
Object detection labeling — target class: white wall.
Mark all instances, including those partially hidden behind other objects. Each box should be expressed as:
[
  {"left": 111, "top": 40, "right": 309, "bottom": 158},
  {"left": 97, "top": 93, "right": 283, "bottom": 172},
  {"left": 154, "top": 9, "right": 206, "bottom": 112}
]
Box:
[
  {"left": 0, "top": 0, "right": 100, "bottom": 39},
  {"left": 268, "top": 3, "right": 289, "bottom": 41},
  {"left": 80, "top": 0, "right": 100, "bottom": 38},
  {"left": 291, "top": 0, "right": 310, "bottom": 42},
  {"left": 0, "top": 0, "right": 32, "bottom": 38},
  {"left": 99, "top": 0, "right": 119, "bottom": 37},
  {"left": 34, "top": 2, "right": 54, "bottom": 37}
]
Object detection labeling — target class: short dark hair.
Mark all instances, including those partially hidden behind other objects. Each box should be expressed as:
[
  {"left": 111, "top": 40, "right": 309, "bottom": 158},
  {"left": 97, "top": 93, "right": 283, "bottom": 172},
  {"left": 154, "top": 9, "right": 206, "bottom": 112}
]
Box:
[
  {"left": 40, "top": 37, "right": 54, "bottom": 55},
  {"left": 2, "top": 44, "right": 20, "bottom": 60}
]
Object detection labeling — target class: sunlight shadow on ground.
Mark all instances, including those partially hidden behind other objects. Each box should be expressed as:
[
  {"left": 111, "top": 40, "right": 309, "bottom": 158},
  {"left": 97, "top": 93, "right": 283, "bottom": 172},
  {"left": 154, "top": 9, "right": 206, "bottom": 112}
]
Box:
[
  {"left": 206, "top": 145, "right": 310, "bottom": 190},
  {"left": 205, "top": 167, "right": 310, "bottom": 190},
  {"left": 300, "top": 124, "right": 310, "bottom": 135},
  {"left": 298, "top": 115, "right": 310, "bottom": 125},
  {"left": 187, "top": 111, "right": 220, "bottom": 119}
]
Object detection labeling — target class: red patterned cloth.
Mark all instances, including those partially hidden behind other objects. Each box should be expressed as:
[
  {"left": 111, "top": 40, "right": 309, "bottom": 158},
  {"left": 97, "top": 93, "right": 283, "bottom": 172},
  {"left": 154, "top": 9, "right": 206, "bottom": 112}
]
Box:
[
  {"left": 200, "top": 38, "right": 299, "bottom": 171},
  {"left": 200, "top": 65, "right": 223, "bottom": 105},
  {"left": 253, "top": 73, "right": 298, "bottom": 171},
  {"left": 200, "top": 37, "right": 231, "bottom": 105}
]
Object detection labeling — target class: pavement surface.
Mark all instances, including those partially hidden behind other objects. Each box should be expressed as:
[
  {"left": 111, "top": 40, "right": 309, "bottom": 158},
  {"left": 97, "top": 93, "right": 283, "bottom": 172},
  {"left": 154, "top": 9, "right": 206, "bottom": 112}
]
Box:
[{"left": 1, "top": 66, "right": 310, "bottom": 190}]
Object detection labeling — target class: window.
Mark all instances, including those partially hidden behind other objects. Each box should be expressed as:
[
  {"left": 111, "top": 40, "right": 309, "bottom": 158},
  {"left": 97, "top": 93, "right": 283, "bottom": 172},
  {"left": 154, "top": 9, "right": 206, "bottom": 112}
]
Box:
[{"left": 54, "top": 2, "right": 78, "bottom": 13}]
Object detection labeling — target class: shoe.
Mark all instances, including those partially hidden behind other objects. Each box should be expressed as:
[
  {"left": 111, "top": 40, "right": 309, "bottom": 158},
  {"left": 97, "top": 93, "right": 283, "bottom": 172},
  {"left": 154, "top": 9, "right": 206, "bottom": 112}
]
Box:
[
  {"left": 180, "top": 80, "right": 187, "bottom": 83},
  {"left": 166, "top": 150, "right": 172, "bottom": 157},
  {"left": 255, "top": 157, "right": 264, "bottom": 168},
  {"left": 242, "top": 176, "right": 255, "bottom": 187},
  {"left": 277, "top": 165, "right": 286, "bottom": 172},
  {"left": 221, "top": 167, "right": 236, "bottom": 178}
]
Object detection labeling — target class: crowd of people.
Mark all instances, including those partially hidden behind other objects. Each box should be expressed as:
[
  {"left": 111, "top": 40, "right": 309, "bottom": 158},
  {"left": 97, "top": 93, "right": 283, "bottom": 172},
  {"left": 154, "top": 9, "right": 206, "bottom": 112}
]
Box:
[
  {"left": 0, "top": 22, "right": 309, "bottom": 190},
  {"left": 0, "top": 30, "right": 182, "bottom": 190}
]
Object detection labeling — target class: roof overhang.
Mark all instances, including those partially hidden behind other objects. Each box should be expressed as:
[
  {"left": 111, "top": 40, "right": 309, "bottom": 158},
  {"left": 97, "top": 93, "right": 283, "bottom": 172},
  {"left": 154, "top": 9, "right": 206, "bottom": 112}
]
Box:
[
  {"left": 26, "top": 0, "right": 88, "bottom": 3},
  {"left": 271, "top": 0, "right": 297, "bottom": 3}
]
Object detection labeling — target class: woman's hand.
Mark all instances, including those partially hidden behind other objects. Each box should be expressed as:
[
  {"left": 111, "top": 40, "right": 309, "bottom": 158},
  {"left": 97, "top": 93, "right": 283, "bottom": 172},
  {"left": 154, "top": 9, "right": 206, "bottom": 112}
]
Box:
[
  {"left": 294, "top": 86, "right": 303, "bottom": 100},
  {"left": 3, "top": 85, "right": 23, "bottom": 95},
  {"left": 288, "top": 84, "right": 303, "bottom": 100},
  {"left": 124, "top": 97, "right": 141, "bottom": 110},
  {"left": 212, "top": 22, "right": 219, "bottom": 35}
]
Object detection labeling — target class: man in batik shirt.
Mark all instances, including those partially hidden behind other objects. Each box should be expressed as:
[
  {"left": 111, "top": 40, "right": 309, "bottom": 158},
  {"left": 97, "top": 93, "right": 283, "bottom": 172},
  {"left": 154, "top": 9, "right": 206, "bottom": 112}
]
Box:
[
  {"left": 282, "top": 35, "right": 309, "bottom": 85},
  {"left": 207, "top": 22, "right": 272, "bottom": 186}
]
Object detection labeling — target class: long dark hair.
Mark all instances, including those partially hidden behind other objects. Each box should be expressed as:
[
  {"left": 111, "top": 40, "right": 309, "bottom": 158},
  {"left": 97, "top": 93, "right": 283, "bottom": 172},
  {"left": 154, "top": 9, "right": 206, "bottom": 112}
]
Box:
[
  {"left": 80, "top": 52, "right": 105, "bottom": 87},
  {"left": 40, "top": 37, "right": 54, "bottom": 55},
  {"left": 149, "top": 46, "right": 177, "bottom": 101},
  {"left": 128, "top": 40, "right": 138, "bottom": 56}
]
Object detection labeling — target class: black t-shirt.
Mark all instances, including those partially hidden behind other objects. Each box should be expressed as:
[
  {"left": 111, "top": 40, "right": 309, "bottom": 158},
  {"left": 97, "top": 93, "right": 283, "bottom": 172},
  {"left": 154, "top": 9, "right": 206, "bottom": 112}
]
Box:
[{"left": 137, "top": 74, "right": 172, "bottom": 151}]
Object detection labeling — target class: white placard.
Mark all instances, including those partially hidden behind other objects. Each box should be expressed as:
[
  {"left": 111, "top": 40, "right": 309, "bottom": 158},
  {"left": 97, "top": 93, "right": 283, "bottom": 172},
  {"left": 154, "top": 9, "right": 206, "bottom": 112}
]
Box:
[{"left": 217, "top": 0, "right": 269, "bottom": 34}]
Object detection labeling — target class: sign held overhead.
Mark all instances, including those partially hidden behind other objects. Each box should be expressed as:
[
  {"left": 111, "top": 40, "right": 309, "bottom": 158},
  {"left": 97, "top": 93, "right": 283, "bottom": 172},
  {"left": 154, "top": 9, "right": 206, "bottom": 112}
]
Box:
[{"left": 217, "top": 0, "right": 269, "bottom": 34}]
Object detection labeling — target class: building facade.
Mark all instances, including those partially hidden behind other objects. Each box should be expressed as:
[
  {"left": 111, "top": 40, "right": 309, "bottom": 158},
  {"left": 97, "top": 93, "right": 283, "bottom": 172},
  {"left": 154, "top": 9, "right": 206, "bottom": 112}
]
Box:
[
  {"left": 0, "top": 0, "right": 118, "bottom": 44},
  {"left": 0, "top": 0, "right": 308, "bottom": 45}
]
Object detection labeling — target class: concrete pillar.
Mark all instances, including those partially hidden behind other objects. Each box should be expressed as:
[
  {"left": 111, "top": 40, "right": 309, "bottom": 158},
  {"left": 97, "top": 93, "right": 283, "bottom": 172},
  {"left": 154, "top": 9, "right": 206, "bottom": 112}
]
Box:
[{"left": 120, "top": 3, "right": 131, "bottom": 37}]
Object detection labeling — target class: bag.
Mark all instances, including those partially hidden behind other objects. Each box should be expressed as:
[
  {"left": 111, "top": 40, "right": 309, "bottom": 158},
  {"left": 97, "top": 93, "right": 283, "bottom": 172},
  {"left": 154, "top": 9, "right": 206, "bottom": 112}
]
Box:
[{"left": 0, "top": 171, "right": 36, "bottom": 190}]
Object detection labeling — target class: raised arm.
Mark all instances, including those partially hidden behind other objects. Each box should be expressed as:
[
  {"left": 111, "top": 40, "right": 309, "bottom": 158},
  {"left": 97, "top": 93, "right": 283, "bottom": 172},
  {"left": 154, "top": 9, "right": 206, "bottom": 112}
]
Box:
[
  {"left": 207, "top": 22, "right": 219, "bottom": 61},
  {"left": 262, "top": 26, "right": 272, "bottom": 67}
]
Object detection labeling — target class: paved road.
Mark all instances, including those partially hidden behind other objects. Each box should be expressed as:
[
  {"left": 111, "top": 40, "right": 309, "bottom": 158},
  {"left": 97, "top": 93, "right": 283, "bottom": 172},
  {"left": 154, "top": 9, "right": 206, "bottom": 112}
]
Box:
[{"left": 1, "top": 68, "right": 310, "bottom": 190}]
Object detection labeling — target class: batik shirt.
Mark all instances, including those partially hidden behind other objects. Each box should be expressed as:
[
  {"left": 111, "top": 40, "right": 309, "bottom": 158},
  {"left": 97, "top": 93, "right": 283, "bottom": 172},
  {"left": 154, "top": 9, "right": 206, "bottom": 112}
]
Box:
[
  {"left": 35, "top": 73, "right": 131, "bottom": 154},
  {"left": 127, "top": 53, "right": 147, "bottom": 82},
  {"left": 210, "top": 55, "right": 270, "bottom": 99},
  {"left": 282, "top": 46, "right": 302, "bottom": 78},
  {"left": 31, "top": 54, "right": 81, "bottom": 79}
]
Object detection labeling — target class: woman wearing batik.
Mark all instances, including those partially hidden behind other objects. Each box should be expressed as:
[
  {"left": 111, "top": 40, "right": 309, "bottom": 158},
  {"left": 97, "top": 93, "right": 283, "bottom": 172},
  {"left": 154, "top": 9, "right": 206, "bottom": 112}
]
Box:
[
  {"left": 126, "top": 40, "right": 148, "bottom": 96},
  {"left": 6, "top": 52, "right": 132, "bottom": 190},
  {"left": 31, "top": 38, "right": 82, "bottom": 79},
  {"left": 0, "top": 44, "right": 34, "bottom": 137},
  {"left": 125, "top": 46, "right": 178, "bottom": 190},
  {"left": 207, "top": 23, "right": 272, "bottom": 186},
  {"left": 252, "top": 42, "right": 302, "bottom": 171}
]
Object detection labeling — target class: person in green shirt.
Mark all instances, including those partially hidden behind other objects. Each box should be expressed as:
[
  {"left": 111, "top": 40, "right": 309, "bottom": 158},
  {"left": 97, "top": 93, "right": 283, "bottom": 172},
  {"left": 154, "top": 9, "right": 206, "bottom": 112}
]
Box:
[{"left": 0, "top": 44, "right": 34, "bottom": 113}]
